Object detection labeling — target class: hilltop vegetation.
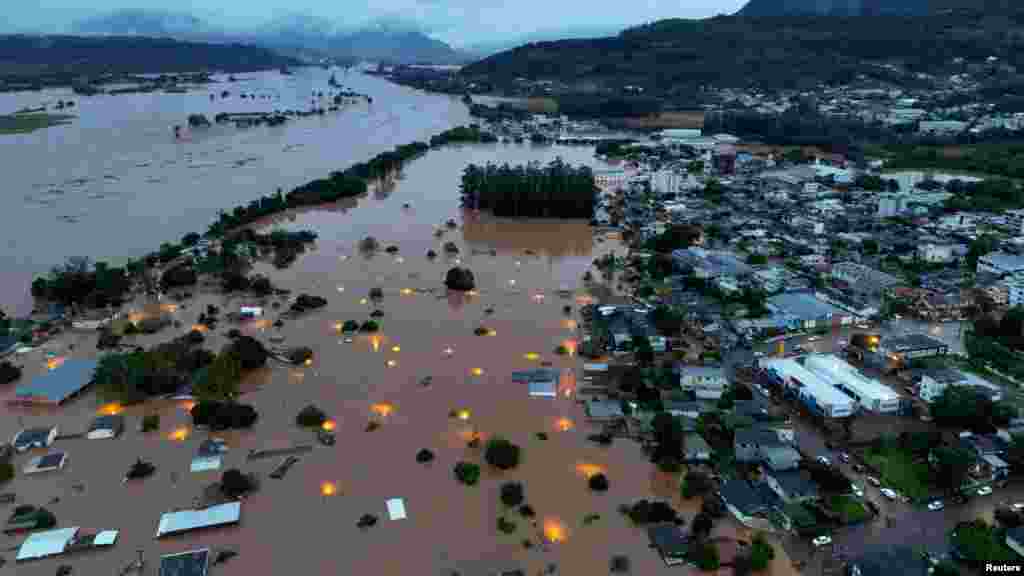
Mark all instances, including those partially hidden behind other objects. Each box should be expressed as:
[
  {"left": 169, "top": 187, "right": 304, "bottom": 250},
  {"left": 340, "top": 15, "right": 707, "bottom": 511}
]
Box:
[{"left": 460, "top": 10, "right": 1024, "bottom": 92}]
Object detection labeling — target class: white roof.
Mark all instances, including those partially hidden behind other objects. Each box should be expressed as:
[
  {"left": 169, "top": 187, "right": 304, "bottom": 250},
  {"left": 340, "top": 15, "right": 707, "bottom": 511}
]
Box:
[
  {"left": 528, "top": 381, "right": 557, "bottom": 397},
  {"left": 803, "top": 354, "right": 900, "bottom": 403},
  {"left": 17, "top": 527, "right": 79, "bottom": 561},
  {"left": 190, "top": 456, "right": 223, "bottom": 473},
  {"left": 94, "top": 530, "right": 119, "bottom": 546},
  {"left": 156, "top": 501, "right": 242, "bottom": 538},
  {"left": 386, "top": 498, "right": 407, "bottom": 520},
  {"left": 761, "top": 358, "right": 855, "bottom": 410}
]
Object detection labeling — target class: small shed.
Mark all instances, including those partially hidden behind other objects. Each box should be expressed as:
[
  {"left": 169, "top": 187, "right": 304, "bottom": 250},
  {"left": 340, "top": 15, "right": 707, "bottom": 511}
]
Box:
[
  {"left": 386, "top": 498, "right": 407, "bottom": 520},
  {"left": 87, "top": 415, "right": 124, "bottom": 440},
  {"left": 155, "top": 502, "right": 242, "bottom": 538}
]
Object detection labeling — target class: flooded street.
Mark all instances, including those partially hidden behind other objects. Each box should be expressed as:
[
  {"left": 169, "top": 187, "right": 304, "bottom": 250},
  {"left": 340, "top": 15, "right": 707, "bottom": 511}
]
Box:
[
  {"left": 0, "top": 68, "right": 471, "bottom": 316},
  {"left": 0, "top": 140, "right": 809, "bottom": 575}
]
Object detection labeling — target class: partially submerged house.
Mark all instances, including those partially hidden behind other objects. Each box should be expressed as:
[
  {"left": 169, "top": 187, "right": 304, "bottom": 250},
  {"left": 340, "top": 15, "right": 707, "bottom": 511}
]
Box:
[
  {"left": 12, "top": 426, "right": 58, "bottom": 452},
  {"left": 159, "top": 549, "right": 211, "bottom": 576},
  {"left": 585, "top": 399, "right": 625, "bottom": 421},
  {"left": 683, "top": 433, "right": 713, "bottom": 463},
  {"left": 719, "top": 479, "right": 782, "bottom": 527},
  {"left": 647, "top": 523, "right": 690, "bottom": 567},
  {"left": 512, "top": 369, "right": 559, "bottom": 398},
  {"left": 16, "top": 527, "right": 118, "bottom": 562},
  {"left": 11, "top": 359, "right": 97, "bottom": 405},
  {"left": 24, "top": 452, "right": 68, "bottom": 475},
  {"left": 87, "top": 415, "right": 124, "bottom": 440},
  {"left": 155, "top": 502, "right": 241, "bottom": 538}
]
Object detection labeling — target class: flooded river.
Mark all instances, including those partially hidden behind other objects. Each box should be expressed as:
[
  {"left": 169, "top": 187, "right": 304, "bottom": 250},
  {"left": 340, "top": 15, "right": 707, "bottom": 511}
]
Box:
[{"left": 0, "top": 68, "right": 471, "bottom": 316}]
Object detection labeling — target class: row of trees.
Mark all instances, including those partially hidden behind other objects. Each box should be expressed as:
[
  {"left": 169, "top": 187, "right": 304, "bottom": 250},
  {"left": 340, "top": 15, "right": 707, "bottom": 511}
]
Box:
[
  {"left": 30, "top": 257, "right": 132, "bottom": 307},
  {"left": 459, "top": 158, "right": 598, "bottom": 218}
]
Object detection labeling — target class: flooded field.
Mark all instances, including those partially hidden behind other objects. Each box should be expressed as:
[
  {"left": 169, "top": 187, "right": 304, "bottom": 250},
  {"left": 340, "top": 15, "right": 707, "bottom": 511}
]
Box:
[
  {"left": 0, "top": 68, "right": 471, "bottom": 316},
  {"left": 2, "top": 132, "right": 802, "bottom": 576}
]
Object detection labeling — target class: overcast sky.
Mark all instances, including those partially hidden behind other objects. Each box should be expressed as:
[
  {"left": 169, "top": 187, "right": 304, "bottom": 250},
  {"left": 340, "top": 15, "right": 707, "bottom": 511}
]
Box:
[{"left": 8, "top": 1, "right": 748, "bottom": 46}]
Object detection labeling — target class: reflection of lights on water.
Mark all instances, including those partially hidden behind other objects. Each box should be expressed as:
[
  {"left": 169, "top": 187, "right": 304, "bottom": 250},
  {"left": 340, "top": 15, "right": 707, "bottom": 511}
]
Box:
[
  {"left": 252, "top": 319, "right": 272, "bottom": 330},
  {"left": 457, "top": 409, "right": 471, "bottom": 421},
  {"left": 305, "top": 358, "right": 313, "bottom": 367},
  {"left": 543, "top": 519, "right": 568, "bottom": 543},
  {"left": 564, "top": 389, "right": 573, "bottom": 399},
  {"left": 466, "top": 290, "right": 479, "bottom": 297},
  {"left": 371, "top": 335, "right": 381, "bottom": 352},
  {"left": 562, "top": 340, "right": 577, "bottom": 357},
  {"left": 47, "top": 357, "right": 65, "bottom": 371},
  {"left": 487, "top": 329, "right": 498, "bottom": 337},
  {"left": 321, "top": 482, "right": 338, "bottom": 496},
  {"left": 395, "top": 257, "right": 405, "bottom": 264},
  {"left": 575, "top": 295, "right": 594, "bottom": 306},
  {"left": 453, "top": 258, "right": 462, "bottom": 265},
  {"left": 386, "top": 359, "right": 397, "bottom": 368},
  {"left": 371, "top": 403, "right": 394, "bottom": 417},
  {"left": 556, "top": 418, "right": 574, "bottom": 432},
  {"left": 334, "top": 322, "right": 343, "bottom": 331},
  {"left": 515, "top": 260, "right": 521, "bottom": 268},
  {"left": 190, "top": 324, "right": 209, "bottom": 333},
  {"left": 470, "top": 368, "right": 484, "bottom": 376},
  {"left": 391, "top": 345, "right": 401, "bottom": 352},
  {"left": 359, "top": 298, "right": 368, "bottom": 305},
  {"left": 322, "top": 420, "right": 337, "bottom": 431},
  {"left": 169, "top": 428, "right": 190, "bottom": 442},
  {"left": 575, "top": 463, "right": 605, "bottom": 479},
  {"left": 524, "top": 352, "right": 540, "bottom": 361},
  {"left": 97, "top": 403, "right": 124, "bottom": 416},
  {"left": 339, "top": 255, "right": 348, "bottom": 261},
  {"left": 508, "top": 279, "right": 516, "bottom": 286},
  {"left": 563, "top": 319, "right": 577, "bottom": 330},
  {"left": 533, "top": 293, "right": 545, "bottom": 303},
  {"left": 160, "top": 303, "right": 178, "bottom": 313},
  {"left": 400, "top": 288, "right": 414, "bottom": 296},
  {"left": 443, "top": 346, "right": 454, "bottom": 357},
  {"left": 180, "top": 400, "right": 197, "bottom": 412},
  {"left": 336, "top": 285, "right": 345, "bottom": 292},
  {"left": 458, "top": 428, "right": 483, "bottom": 442}
]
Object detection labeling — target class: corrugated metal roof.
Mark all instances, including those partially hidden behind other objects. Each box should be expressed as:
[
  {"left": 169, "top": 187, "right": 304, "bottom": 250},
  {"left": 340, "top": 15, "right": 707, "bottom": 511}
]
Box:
[
  {"left": 386, "top": 498, "right": 407, "bottom": 520},
  {"left": 93, "top": 530, "right": 119, "bottom": 546},
  {"left": 15, "top": 359, "right": 98, "bottom": 404},
  {"left": 16, "top": 527, "right": 79, "bottom": 561},
  {"left": 155, "top": 502, "right": 241, "bottom": 538}
]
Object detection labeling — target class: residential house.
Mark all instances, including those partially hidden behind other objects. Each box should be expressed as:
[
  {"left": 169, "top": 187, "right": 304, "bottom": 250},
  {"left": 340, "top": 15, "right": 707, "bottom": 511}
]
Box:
[
  {"left": 585, "top": 400, "right": 625, "bottom": 422},
  {"left": 718, "top": 479, "right": 782, "bottom": 526},
  {"left": 764, "top": 469, "right": 819, "bottom": 503},
  {"left": 647, "top": 523, "right": 690, "bottom": 567},
  {"left": 86, "top": 415, "right": 124, "bottom": 440},
  {"left": 759, "top": 445, "right": 803, "bottom": 472},
  {"left": 915, "top": 368, "right": 967, "bottom": 403},
  {"left": 677, "top": 365, "right": 728, "bottom": 400},
  {"left": 831, "top": 262, "right": 901, "bottom": 297},
  {"left": 735, "top": 425, "right": 790, "bottom": 463}
]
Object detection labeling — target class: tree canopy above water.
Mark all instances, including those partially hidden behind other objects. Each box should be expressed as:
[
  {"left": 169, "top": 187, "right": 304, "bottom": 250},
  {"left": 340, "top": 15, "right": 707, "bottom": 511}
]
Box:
[{"left": 459, "top": 159, "right": 597, "bottom": 219}]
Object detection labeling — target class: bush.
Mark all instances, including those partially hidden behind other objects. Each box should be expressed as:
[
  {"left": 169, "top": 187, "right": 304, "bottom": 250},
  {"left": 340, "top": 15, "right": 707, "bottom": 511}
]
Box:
[
  {"left": 0, "top": 361, "right": 22, "bottom": 384},
  {"left": 497, "top": 516, "right": 517, "bottom": 534},
  {"left": 554, "top": 345, "right": 569, "bottom": 355},
  {"left": 624, "top": 500, "right": 681, "bottom": 525},
  {"left": 749, "top": 534, "right": 775, "bottom": 571},
  {"left": 691, "top": 512, "right": 713, "bottom": 538},
  {"left": 682, "top": 470, "right": 713, "bottom": 499},
  {"left": 357, "top": 513, "right": 378, "bottom": 529},
  {"left": 694, "top": 543, "right": 720, "bottom": 571},
  {"left": 296, "top": 405, "right": 327, "bottom": 428},
  {"left": 161, "top": 265, "right": 197, "bottom": 288},
  {"left": 342, "top": 320, "right": 360, "bottom": 332},
  {"left": 610, "top": 555, "right": 631, "bottom": 573},
  {"left": 220, "top": 468, "right": 257, "bottom": 499},
  {"left": 656, "top": 456, "right": 682, "bottom": 473},
  {"left": 501, "top": 482, "right": 525, "bottom": 507},
  {"left": 454, "top": 462, "right": 481, "bottom": 485},
  {"left": 485, "top": 437, "right": 521, "bottom": 470},
  {"left": 359, "top": 236, "right": 379, "bottom": 253},
  {"left": 445, "top": 267, "right": 476, "bottom": 291},
  {"left": 426, "top": 249, "right": 437, "bottom": 259},
  {"left": 443, "top": 241, "right": 459, "bottom": 254},
  {"left": 289, "top": 294, "right": 327, "bottom": 313},
  {"left": 416, "top": 449, "right": 435, "bottom": 463},
  {"left": 97, "top": 330, "right": 121, "bottom": 349},
  {"left": 702, "top": 496, "right": 726, "bottom": 518},
  {"left": 0, "top": 461, "right": 13, "bottom": 484},
  {"left": 125, "top": 459, "right": 156, "bottom": 480},
  {"left": 369, "top": 287, "right": 384, "bottom": 300},
  {"left": 359, "top": 320, "right": 379, "bottom": 333},
  {"left": 519, "top": 504, "right": 535, "bottom": 518},
  {"left": 141, "top": 414, "right": 160, "bottom": 432},
  {"left": 287, "top": 347, "right": 314, "bottom": 365},
  {"left": 587, "top": 433, "right": 613, "bottom": 446},
  {"left": 589, "top": 474, "right": 609, "bottom": 492},
  {"left": 228, "top": 335, "right": 268, "bottom": 370}
]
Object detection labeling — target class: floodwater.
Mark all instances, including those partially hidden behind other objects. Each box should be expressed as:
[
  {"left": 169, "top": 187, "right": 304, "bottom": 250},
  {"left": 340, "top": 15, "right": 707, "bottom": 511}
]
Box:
[
  {"left": 0, "top": 96, "right": 803, "bottom": 574},
  {"left": 0, "top": 68, "right": 471, "bottom": 316}
]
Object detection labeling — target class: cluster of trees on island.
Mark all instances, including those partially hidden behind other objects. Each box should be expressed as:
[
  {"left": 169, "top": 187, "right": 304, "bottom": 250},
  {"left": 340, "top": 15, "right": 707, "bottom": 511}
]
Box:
[{"left": 459, "top": 158, "right": 598, "bottom": 218}]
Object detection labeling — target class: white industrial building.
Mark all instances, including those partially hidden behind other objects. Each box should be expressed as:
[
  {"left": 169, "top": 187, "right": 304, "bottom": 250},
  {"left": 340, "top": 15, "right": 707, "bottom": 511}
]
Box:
[
  {"left": 977, "top": 252, "right": 1024, "bottom": 276},
  {"left": 803, "top": 354, "right": 902, "bottom": 413},
  {"left": 760, "top": 358, "right": 855, "bottom": 418}
]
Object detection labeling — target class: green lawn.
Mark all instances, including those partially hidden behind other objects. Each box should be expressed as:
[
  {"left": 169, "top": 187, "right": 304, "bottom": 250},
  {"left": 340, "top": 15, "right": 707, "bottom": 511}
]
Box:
[
  {"left": 783, "top": 502, "right": 818, "bottom": 530},
  {"left": 828, "top": 495, "right": 870, "bottom": 524},
  {"left": 0, "top": 113, "right": 74, "bottom": 135},
  {"left": 862, "top": 447, "right": 932, "bottom": 502}
]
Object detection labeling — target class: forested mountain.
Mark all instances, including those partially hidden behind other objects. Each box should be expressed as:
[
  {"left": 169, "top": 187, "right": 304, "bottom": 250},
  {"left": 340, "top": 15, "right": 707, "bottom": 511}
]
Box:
[
  {"left": 328, "top": 28, "right": 465, "bottom": 65},
  {"left": 737, "top": 0, "right": 1018, "bottom": 16},
  {"left": 0, "top": 35, "right": 299, "bottom": 78},
  {"left": 460, "top": 9, "right": 1024, "bottom": 92}
]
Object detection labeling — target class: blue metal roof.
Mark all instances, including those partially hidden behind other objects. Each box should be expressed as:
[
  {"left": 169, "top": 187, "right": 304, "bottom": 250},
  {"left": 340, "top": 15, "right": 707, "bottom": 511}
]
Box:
[{"left": 15, "top": 359, "right": 98, "bottom": 404}]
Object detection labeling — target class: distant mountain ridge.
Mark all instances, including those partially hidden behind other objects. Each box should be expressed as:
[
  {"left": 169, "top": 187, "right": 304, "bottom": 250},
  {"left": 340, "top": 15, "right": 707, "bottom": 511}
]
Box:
[
  {"left": 72, "top": 9, "right": 467, "bottom": 65},
  {"left": 736, "top": 0, "right": 1017, "bottom": 16}
]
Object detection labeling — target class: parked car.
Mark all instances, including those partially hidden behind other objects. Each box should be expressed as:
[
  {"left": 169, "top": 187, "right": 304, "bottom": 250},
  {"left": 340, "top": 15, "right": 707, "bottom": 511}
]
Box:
[
  {"left": 928, "top": 500, "right": 944, "bottom": 511},
  {"left": 978, "top": 486, "right": 993, "bottom": 496},
  {"left": 808, "top": 336, "right": 821, "bottom": 342},
  {"left": 866, "top": 476, "right": 880, "bottom": 487},
  {"left": 817, "top": 456, "right": 832, "bottom": 467},
  {"left": 880, "top": 488, "right": 898, "bottom": 500},
  {"left": 812, "top": 535, "right": 832, "bottom": 547},
  {"left": 851, "top": 485, "right": 864, "bottom": 498}
]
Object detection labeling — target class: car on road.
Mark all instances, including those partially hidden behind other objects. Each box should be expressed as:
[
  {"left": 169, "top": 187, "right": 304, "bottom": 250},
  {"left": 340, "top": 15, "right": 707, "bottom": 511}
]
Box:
[
  {"left": 812, "top": 535, "right": 832, "bottom": 547},
  {"left": 851, "top": 484, "right": 864, "bottom": 498},
  {"left": 817, "top": 456, "right": 832, "bottom": 466},
  {"left": 866, "top": 476, "right": 880, "bottom": 487},
  {"left": 343, "top": 337, "right": 353, "bottom": 343},
  {"left": 880, "top": 488, "right": 898, "bottom": 500},
  {"left": 927, "top": 500, "right": 944, "bottom": 511},
  {"left": 978, "top": 486, "right": 993, "bottom": 496},
  {"left": 1012, "top": 503, "right": 1024, "bottom": 511},
  {"left": 808, "top": 336, "right": 821, "bottom": 342}
]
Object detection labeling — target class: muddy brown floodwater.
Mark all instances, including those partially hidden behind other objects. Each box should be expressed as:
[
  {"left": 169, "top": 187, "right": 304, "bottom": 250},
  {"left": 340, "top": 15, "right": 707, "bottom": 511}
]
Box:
[{"left": 1, "top": 143, "right": 800, "bottom": 575}]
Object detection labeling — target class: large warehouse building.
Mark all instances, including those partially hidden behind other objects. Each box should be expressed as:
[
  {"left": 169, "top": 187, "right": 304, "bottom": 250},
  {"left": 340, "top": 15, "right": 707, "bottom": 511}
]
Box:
[
  {"left": 760, "top": 358, "right": 855, "bottom": 418},
  {"left": 803, "top": 354, "right": 902, "bottom": 413}
]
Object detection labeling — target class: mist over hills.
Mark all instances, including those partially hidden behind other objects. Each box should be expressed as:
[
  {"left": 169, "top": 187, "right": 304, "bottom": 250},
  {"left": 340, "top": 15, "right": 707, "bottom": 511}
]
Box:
[{"left": 71, "top": 9, "right": 466, "bottom": 64}]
